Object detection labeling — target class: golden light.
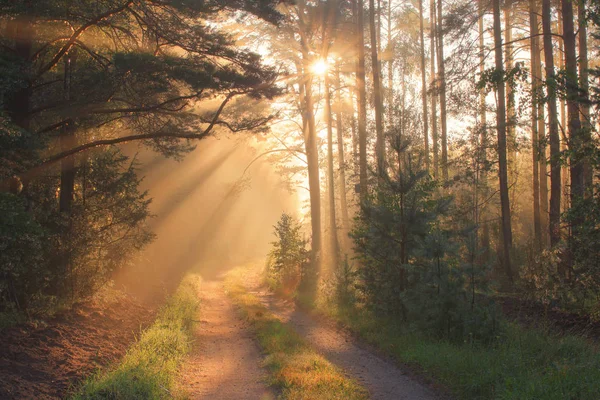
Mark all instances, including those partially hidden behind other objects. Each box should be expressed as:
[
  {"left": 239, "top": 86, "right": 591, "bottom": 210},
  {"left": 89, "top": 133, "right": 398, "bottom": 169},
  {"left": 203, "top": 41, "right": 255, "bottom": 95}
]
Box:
[{"left": 310, "top": 59, "right": 328, "bottom": 76}]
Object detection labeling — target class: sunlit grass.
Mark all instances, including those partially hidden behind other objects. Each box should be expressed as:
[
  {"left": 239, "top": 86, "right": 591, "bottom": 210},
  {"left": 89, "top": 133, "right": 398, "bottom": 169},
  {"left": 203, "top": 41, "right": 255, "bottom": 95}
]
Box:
[
  {"left": 320, "top": 302, "right": 600, "bottom": 400},
  {"left": 72, "top": 273, "right": 202, "bottom": 400},
  {"left": 224, "top": 269, "right": 368, "bottom": 400}
]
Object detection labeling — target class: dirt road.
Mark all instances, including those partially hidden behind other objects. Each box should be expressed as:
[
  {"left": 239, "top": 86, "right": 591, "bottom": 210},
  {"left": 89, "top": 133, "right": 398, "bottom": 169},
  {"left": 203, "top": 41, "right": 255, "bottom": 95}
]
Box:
[
  {"left": 178, "top": 279, "right": 274, "bottom": 400},
  {"left": 252, "top": 287, "right": 440, "bottom": 400}
]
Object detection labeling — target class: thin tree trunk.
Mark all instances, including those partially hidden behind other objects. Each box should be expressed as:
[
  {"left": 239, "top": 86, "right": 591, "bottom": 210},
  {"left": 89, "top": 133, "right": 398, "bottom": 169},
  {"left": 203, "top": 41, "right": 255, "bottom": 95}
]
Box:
[
  {"left": 356, "top": 0, "right": 368, "bottom": 198},
  {"left": 370, "top": 0, "right": 385, "bottom": 174},
  {"left": 430, "top": 0, "right": 439, "bottom": 179},
  {"left": 387, "top": 0, "right": 394, "bottom": 128},
  {"left": 558, "top": 7, "right": 570, "bottom": 215},
  {"left": 493, "top": 0, "right": 514, "bottom": 283},
  {"left": 562, "top": 0, "right": 584, "bottom": 269},
  {"left": 542, "top": 0, "right": 562, "bottom": 248},
  {"left": 419, "top": 0, "right": 430, "bottom": 173},
  {"left": 578, "top": 0, "right": 592, "bottom": 192},
  {"left": 325, "top": 73, "right": 340, "bottom": 267},
  {"left": 335, "top": 65, "right": 350, "bottom": 250},
  {"left": 505, "top": 0, "right": 516, "bottom": 187},
  {"left": 530, "top": 0, "right": 542, "bottom": 249},
  {"left": 479, "top": 0, "right": 490, "bottom": 258},
  {"left": 436, "top": 0, "right": 448, "bottom": 181}
]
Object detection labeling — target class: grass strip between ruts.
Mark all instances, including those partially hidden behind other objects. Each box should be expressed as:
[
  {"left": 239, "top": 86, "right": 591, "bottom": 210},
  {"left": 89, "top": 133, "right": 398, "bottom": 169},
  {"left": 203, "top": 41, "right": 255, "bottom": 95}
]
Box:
[
  {"left": 224, "top": 270, "right": 368, "bottom": 400},
  {"left": 72, "top": 273, "right": 202, "bottom": 399}
]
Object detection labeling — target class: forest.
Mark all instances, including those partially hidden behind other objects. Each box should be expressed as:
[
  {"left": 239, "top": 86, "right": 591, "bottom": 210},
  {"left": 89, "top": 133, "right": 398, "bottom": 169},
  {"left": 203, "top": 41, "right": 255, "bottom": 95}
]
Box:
[{"left": 1, "top": 0, "right": 600, "bottom": 398}]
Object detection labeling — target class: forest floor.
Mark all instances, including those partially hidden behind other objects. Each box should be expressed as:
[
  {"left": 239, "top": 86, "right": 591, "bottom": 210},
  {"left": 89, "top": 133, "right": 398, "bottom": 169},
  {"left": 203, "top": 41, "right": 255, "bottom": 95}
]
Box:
[
  {"left": 0, "top": 291, "right": 156, "bottom": 399},
  {"left": 177, "top": 279, "right": 274, "bottom": 399}
]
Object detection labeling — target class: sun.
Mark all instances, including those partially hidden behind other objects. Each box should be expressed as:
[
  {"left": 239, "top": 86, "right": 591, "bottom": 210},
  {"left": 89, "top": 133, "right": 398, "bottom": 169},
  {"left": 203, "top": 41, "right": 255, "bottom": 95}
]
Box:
[{"left": 310, "top": 59, "right": 328, "bottom": 76}]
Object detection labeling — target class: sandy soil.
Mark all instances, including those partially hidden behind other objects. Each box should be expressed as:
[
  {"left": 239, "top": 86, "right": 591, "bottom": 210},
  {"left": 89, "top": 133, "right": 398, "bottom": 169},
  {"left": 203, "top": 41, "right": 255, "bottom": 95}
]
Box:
[
  {"left": 177, "top": 279, "right": 274, "bottom": 400},
  {"left": 251, "top": 286, "right": 441, "bottom": 400},
  {"left": 0, "top": 293, "right": 155, "bottom": 399}
]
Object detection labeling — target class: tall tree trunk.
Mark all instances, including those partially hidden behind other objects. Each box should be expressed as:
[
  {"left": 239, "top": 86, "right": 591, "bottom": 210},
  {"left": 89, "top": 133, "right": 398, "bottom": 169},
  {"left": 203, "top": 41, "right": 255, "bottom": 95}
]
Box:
[
  {"left": 335, "top": 65, "right": 350, "bottom": 248},
  {"left": 297, "top": 0, "right": 322, "bottom": 271},
  {"left": 356, "top": 0, "right": 368, "bottom": 198},
  {"left": 419, "top": 0, "right": 430, "bottom": 173},
  {"left": 542, "top": 0, "right": 562, "bottom": 248},
  {"left": 504, "top": 0, "right": 516, "bottom": 188},
  {"left": 558, "top": 7, "right": 570, "bottom": 214},
  {"left": 369, "top": 0, "right": 385, "bottom": 174},
  {"left": 530, "top": 0, "right": 542, "bottom": 249},
  {"left": 325, "top": 73, "right": 340, "bottom": 267},
  {"left": 387, "top": 0, "right": 394, "bottom": 128},
  {"left": 430, "top": 0, "right": 439, "bottom": 179},
  {"left": 493, "top": 0, "right": 514, "bottom": 283},
  {"left": 578, "top": 0, "right": 592, "bottom": 192},
  {"left": 436, "top": 0, "right": 448, "bottom": 181},
  {"left": 562, "top": 0, "right": 584, "bottom": 269},
  {"left": 478, "top": 0, "right": 490, "bottom": 257}
]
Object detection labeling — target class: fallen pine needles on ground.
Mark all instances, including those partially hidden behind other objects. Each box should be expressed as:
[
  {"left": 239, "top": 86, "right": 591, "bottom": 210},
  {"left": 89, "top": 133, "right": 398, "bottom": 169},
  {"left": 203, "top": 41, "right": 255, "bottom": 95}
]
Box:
[
  {"left": 225, "top": 269, "right": 368, "bottom": 400},
  {"left": 72, "top": 273, "right": 202, "bottom": 399}
]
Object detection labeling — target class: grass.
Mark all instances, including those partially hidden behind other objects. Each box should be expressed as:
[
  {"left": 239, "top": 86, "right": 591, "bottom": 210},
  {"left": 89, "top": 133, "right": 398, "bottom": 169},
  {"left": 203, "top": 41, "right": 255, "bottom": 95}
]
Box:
[
  {"left": 72, "top": 273, "right": 202, "bottom": 399},
  {"left": 321, "top": 302, "right": 600, "bottom": 400},
  {"left": 224, "top": 269, "right": 368, "bottom": 400}
]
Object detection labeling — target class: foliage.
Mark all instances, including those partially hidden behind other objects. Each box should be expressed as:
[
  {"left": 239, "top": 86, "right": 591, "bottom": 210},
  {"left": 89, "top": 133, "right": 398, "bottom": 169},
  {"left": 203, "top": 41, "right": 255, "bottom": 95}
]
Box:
[
  {"left": 73, "top": 273, "right": 201, "bottom": 400},
  {"left": 351, "top": 138, "right": 499, "bottom": 342},
  {"left": 321, "top": 301, "right": 600, "bottom": 400},
  {"left": 266, "top": 213, "right": 310, "bottom": 294},
  {"left": 225, "top": 267, "right": 368, "bottom": 400}
]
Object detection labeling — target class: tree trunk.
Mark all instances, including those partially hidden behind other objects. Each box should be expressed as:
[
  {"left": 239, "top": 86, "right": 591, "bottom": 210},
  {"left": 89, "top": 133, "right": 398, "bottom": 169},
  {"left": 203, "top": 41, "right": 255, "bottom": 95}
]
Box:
[
  {"left": 436, "top": 0, "right": 448, "bottom": 181},
  {"left": 504, "top": 0, "right": 516, "bottom": 189},
  {"left": 325, "top": 73, "right": 341, "bottom": 267},
  {"left": 369, "top": 0, "right": 385, "bottom": 174},
  {"left": 335, "top": 65, "right": 350, "bottom": 248},
  {"left": 578, "top": 0, "right": 592, "bottom": 193},
  {"left": 562, "top": 0, "right": 584, "bottom": 269},
  {"left": 356, "top": 0, "right": 368, "bottom": 198},
  {"left": 430, "top": 0, "right": 439, "bottom": 179},
  {"left": 419, "top": 0, "right": 430, "bottom": 173},
  {"left": 493, "top": 0, "right": 514, "bottom": 283},
  {"left": 478, "top": 0, "right": 490, "bottom": 256},
  {"left": 542, "top": 0, "right": 562, "bottom": 248},
  {"left": 529, "top": 0, "right": 542, "bottom": 249},
  {"left": 557, "top": 7, "right": 570, "bottom": 215}
]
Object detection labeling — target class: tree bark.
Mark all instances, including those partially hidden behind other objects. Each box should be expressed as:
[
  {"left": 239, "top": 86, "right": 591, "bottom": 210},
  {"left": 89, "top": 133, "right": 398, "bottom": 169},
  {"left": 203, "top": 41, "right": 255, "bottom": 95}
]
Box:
[
  {"left": 504, "top": 0, "right": 516, "bottom": 189},
  {"left": 578, "top": 0, "right": 592, "bottom": 193},
  {"left": 493, "top": 0, "right": 514, "bottom": 283},
  {"left": 369, "top": 0, "right": 385, "bottom": 175},
  {"left": 335, "top": 65, "right": 350, "bottom": 248},
  {"left": 356, "top": 0, "right": 368, "bottom": 198},
  {"left": 478, "top": 0, "right": 490, "bottom": 258},
  {"left": 325, "top": 73, "right": 341, "bottom": 267},
  {"left": 430, "top": 0, "right": 439, "bottom": 179},
  {"left": 529, "top": 0, "right": 542, "bottom": 249},
  {"left": 436, "top": 0, "right": 448, "bottom": 181},
  {"left": 542, "top": 0, "right": 562, "bottom": 248},
  {"left": 419, "top": 0, "right": 430, "bottom": 173},
  {"left": 562, "top": 0, "right": 584, "bottom": 269},
  {"left": 59, "top": 55, "right": 76, "bottom": 214}
]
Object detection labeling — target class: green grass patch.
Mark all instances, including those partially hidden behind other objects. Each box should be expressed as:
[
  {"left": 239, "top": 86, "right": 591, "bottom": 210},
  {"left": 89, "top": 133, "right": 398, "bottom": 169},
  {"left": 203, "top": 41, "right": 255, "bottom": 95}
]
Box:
[
  {"left": 72, "top": 273, "right": 202, "bottom": 399},
  {"left": 224, "top": 270, "right": 368, "bottom": 400},
  {"left": 321, "top": 303, "right": 600, "bottom": 400}
]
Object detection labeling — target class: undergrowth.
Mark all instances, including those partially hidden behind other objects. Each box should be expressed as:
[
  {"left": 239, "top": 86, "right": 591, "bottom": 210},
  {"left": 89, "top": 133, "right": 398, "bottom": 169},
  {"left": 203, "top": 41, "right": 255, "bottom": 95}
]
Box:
[
  {"left": 321, "top": 302, "right": 600, "bottom": 400},
  {"left": 72, "top": 273, "right": 201, "bottom": 399},
  {"left": 224, "top": 269, "right": 367, "bottom": 400}
]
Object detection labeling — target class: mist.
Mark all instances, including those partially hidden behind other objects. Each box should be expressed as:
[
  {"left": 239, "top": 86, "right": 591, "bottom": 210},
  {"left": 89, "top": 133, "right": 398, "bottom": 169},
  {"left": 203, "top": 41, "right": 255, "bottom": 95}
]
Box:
[{"left": 114, "top": 136, "right": 298, "bottom": 300}]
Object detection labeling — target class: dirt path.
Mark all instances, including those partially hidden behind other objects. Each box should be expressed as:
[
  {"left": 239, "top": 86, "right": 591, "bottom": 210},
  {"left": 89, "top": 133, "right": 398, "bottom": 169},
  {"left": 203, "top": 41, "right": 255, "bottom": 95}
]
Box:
[
  {"left": 178, "top": 279, "right": 274, "bottom": 400},
  {"left": 250, "top": 286, "right": 441, "bottom": 400}
]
